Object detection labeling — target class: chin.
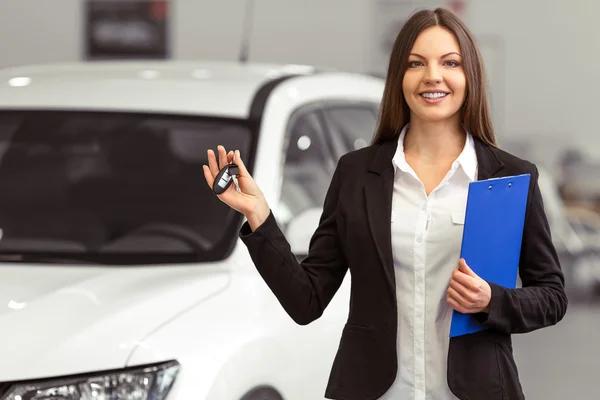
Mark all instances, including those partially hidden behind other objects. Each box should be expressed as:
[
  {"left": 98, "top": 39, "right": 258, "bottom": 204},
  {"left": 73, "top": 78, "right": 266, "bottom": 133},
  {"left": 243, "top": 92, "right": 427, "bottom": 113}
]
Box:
[{"left": 415, "top": 110, "right": 459, "bottom": 123}]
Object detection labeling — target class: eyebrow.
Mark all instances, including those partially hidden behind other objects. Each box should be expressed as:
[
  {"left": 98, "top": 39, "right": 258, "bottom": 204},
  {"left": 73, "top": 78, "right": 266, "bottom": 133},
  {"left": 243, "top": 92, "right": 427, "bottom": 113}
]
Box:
[{"left": 409, "top": 52, "right": 462, "bottom": 59}]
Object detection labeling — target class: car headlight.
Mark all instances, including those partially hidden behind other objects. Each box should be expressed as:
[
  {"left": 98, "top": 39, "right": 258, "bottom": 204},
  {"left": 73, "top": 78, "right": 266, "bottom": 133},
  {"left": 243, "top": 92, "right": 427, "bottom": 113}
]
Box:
[{"left": 2, "top": 360, "right": 179, "bottom": 400}]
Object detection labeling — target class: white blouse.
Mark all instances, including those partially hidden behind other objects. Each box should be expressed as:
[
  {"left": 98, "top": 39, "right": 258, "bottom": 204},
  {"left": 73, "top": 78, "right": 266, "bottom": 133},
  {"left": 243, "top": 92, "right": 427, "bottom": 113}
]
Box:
[{"left": 379, "top": 125, "right": 477, "bottom": 400}]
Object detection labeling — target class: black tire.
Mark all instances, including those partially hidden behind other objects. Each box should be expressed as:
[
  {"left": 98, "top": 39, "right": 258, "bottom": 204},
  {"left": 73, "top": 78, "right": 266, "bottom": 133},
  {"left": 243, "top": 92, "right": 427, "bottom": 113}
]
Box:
[{"left": 239, "top": 386, "right": 284, "bottom": 400}]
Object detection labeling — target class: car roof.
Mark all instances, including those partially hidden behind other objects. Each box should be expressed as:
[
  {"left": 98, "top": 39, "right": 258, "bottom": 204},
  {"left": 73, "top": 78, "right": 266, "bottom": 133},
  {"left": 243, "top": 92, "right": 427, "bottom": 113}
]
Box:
[{"left": 0, "top": 60, "right": 324, "bottom": 118}]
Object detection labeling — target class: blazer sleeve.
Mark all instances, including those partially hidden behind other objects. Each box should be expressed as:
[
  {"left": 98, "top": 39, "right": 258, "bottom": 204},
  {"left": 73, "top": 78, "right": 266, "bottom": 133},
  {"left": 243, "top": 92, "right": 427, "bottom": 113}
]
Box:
[
  {"left": 238, "top": 157, "right": 348, "bottom": 326},
  {"left": 473, "top": 165, "right": 569, "bottom": 334}
]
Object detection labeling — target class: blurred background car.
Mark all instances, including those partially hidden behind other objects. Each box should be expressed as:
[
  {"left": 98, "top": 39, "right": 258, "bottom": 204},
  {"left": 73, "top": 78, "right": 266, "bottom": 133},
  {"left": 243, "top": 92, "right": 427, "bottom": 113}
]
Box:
[{"left": 501, "top": 137, "right": 600, "bottom": 303}]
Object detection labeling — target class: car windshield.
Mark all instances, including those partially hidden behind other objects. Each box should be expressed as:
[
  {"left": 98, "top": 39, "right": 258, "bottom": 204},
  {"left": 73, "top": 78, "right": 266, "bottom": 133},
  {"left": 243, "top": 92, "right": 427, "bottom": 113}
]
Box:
[{"left": 0, "top": 110, "right": 256, "bottom": 264}]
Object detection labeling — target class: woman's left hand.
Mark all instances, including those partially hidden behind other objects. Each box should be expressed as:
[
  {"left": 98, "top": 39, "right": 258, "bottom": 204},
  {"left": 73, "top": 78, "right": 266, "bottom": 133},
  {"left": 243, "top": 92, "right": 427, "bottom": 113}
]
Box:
[{"left": 447, "top": 258, "right": 492, "bottom": 314}]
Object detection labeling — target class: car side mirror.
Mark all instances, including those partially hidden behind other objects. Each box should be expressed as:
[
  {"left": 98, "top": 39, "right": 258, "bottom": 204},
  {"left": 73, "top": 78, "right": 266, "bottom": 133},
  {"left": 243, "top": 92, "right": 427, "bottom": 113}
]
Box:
[{"left": 285, "top": 207, "right": 322, "bottom": 257}]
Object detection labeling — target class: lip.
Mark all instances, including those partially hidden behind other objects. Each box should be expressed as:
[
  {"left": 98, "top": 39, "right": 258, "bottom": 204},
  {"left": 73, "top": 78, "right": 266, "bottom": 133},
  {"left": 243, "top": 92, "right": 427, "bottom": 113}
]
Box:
[
  {"left": 418, "top": 89, "right": 450, "bottom": 94},
  {"left": 419, "top": 91, "right": 450, "bottom": 104}
]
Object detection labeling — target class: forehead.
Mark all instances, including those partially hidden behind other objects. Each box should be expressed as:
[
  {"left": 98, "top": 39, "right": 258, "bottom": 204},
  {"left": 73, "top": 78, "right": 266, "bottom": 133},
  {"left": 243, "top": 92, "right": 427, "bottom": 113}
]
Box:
[{"left": 410, "top": 26, "right": 461, "bottom": 56}]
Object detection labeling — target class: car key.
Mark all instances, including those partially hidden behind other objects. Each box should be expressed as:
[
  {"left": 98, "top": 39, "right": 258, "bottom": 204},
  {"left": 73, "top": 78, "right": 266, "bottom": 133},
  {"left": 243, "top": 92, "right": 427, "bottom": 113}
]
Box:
[{"left": 212, "top": 163, "right": 240, "bottom": 195}]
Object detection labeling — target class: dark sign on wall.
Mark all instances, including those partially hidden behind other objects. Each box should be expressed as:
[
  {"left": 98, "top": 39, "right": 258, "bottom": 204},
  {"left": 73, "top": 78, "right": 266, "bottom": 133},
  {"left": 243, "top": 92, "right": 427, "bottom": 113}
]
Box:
[{"left": 85, "top": 0, "right": 169, "bottom": 60}]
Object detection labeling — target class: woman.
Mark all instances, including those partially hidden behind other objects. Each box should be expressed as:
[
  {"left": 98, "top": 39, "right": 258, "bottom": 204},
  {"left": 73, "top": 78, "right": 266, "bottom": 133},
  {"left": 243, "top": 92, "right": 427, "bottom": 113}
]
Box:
[{"left": 203, "top": 7, "right": 568, "bottom": 400}]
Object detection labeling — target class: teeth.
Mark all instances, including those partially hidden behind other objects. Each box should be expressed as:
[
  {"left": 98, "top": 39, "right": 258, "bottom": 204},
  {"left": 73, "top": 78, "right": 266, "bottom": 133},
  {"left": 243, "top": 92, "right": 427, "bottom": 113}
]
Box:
[{"left": 421, "top": 92, "right": 447, "bottom": 99}]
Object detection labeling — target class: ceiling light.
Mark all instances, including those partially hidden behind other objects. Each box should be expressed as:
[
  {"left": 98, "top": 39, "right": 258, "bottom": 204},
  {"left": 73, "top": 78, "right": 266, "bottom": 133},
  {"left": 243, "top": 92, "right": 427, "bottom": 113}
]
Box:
[{"left": 8, "top": 77, "right": 31, "bottom": 87}]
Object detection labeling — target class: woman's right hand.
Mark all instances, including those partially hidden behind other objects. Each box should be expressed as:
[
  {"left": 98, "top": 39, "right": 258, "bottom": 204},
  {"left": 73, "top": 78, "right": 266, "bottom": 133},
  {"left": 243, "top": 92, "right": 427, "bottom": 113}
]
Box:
[{"left": 203, "top": 145, "right": 271, "bottom": 231}]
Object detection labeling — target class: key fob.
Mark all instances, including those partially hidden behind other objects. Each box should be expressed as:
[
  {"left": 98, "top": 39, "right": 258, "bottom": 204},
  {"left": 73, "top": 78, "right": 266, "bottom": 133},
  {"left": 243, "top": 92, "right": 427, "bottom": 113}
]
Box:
[{"left": 212, "top": 163, "right": 240, "bottom": 195}]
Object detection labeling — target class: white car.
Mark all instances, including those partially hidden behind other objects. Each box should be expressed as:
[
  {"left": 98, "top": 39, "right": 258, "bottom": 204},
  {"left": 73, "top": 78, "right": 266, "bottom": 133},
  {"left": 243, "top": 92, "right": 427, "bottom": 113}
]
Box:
[{"left": 0, "top": 60, "right": 385, "bottom": 400}]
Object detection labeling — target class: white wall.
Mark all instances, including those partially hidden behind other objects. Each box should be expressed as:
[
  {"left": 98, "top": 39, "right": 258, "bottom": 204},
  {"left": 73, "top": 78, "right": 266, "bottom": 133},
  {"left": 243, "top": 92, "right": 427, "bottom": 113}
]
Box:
[
  {"left": 0, "top": 0, "right": 370, "bottom": 71},
  {"left": 0, "top": 0, "right": 597, "bottom": 157},
  {"left": 0, "top": 0, "right": 82, "bottom": 68},
  {"left": 174, "top": 0, "right": 371, "bottom": 73},
  {"left": 467, "top": 0, "right": 598, "bottom": 157}
]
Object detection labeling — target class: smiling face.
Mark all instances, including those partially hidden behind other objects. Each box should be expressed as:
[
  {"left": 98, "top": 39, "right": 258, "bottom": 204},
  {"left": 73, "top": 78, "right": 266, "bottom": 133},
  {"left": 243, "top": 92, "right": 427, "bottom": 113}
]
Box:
[{"left": 402, "top": 26, "right": 467, "bottom": 125}]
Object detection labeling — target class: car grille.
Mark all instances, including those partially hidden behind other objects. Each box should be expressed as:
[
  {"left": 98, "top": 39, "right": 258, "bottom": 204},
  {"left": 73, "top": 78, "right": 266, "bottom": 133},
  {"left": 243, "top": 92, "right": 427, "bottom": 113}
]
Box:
[{"left": 0, "top": 382, "right": 12, "bottom": 399}]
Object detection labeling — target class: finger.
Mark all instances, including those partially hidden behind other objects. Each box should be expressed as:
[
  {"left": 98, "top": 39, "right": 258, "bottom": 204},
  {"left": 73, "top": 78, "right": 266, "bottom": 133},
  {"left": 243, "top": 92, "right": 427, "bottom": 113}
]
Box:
[
  {"left": 452, "top": 269, "right": 477, "bottom": 290},
  {"left": 447, "top": 286, "right": 470, "bottom": 307},
  {"left": 217, "top": 145, "right": 228, "bottom": 169},
  {"left": 234, "top": 150, "right": 250, "bottom": 178},
  {"left": 449, "top": 278, "right": 473, "bottom": 300},
  {"left": 207, "top": 149, "right": 219, "bottom": 176},
  {"left": 203, "top": 165, "right": 215, "bottom": 188},
  {"left": 459, "top": 258, "right": 476, "bottom": 277},
  {"left": 447, "top": 296, "right": 466, "bottom": 314},
  {"left": 227, "top": 150, "right": 235, "bottom": 164}
]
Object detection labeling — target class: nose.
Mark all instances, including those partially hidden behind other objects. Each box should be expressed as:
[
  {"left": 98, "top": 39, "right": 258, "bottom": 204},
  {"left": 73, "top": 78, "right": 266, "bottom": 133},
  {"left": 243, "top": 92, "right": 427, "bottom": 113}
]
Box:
[{"left": 424, "top": 65, "right": 442, "bottom": 84}]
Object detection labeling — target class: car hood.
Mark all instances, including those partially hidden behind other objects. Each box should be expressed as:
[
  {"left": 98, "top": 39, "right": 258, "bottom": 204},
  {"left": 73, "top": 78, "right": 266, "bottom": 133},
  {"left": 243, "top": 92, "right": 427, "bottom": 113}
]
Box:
[{"left": 0, "top": 262, "right": 230, "bottom": 381}]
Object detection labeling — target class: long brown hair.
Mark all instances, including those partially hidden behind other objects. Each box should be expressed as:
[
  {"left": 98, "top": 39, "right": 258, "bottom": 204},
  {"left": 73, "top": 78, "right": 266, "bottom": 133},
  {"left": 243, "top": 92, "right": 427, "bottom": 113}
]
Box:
[{"left": 371, "top": 8, "right": 497, "bottom": 146}]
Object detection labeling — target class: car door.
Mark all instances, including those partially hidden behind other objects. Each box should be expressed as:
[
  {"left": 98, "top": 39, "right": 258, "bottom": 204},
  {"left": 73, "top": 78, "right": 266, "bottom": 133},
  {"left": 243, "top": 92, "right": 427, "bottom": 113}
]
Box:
[
  {"left": 266, "top": 102, "right": 349, "bottom": 394},
  {"left": 275, "top": 100, "right": 380, "bottom": 258},
  {"left": 276, "top": 99, "right": 382, "bottom": 380}
]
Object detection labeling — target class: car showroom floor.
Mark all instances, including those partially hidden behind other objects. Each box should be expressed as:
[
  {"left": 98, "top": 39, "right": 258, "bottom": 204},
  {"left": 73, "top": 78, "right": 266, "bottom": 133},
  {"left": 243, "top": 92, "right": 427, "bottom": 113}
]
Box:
[{"left": 513, "top": 300, "right": 600, "bottom": 399}]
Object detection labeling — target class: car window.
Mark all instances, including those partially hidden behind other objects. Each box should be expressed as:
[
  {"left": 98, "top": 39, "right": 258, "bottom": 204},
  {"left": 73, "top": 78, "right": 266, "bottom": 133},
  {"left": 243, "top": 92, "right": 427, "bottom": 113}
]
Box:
[
  {"left": 321, "top": 104, "right": 379, "bottom": 158},
  {"left": 278, "top": 110, "right": 336, "bottom": 223},
  {"left": 0, "top": 111, "right": 256, "bottom": 264}
]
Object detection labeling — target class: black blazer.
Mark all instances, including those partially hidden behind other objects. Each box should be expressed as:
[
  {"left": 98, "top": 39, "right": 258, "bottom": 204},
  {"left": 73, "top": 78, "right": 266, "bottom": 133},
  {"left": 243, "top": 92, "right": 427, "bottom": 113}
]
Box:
[{"left": 239, "top": 137, "right": 568, "bottom": 400}]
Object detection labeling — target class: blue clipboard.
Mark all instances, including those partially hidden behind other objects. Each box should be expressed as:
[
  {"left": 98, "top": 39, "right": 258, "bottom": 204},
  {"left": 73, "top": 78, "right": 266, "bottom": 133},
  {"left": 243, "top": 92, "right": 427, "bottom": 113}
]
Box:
[{"left": 449, "top": 174, "right": 531, "bottom": 337}]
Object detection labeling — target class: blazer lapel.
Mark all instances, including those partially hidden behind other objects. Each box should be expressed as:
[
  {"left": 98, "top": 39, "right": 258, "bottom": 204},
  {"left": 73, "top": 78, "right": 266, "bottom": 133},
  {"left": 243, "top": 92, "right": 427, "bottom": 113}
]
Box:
[
  {"left": 474, "top": 137, "right": 504, "bottom": 180},
  {"left": 364, "top": 139, "right": 398, "bottom": 290}
]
